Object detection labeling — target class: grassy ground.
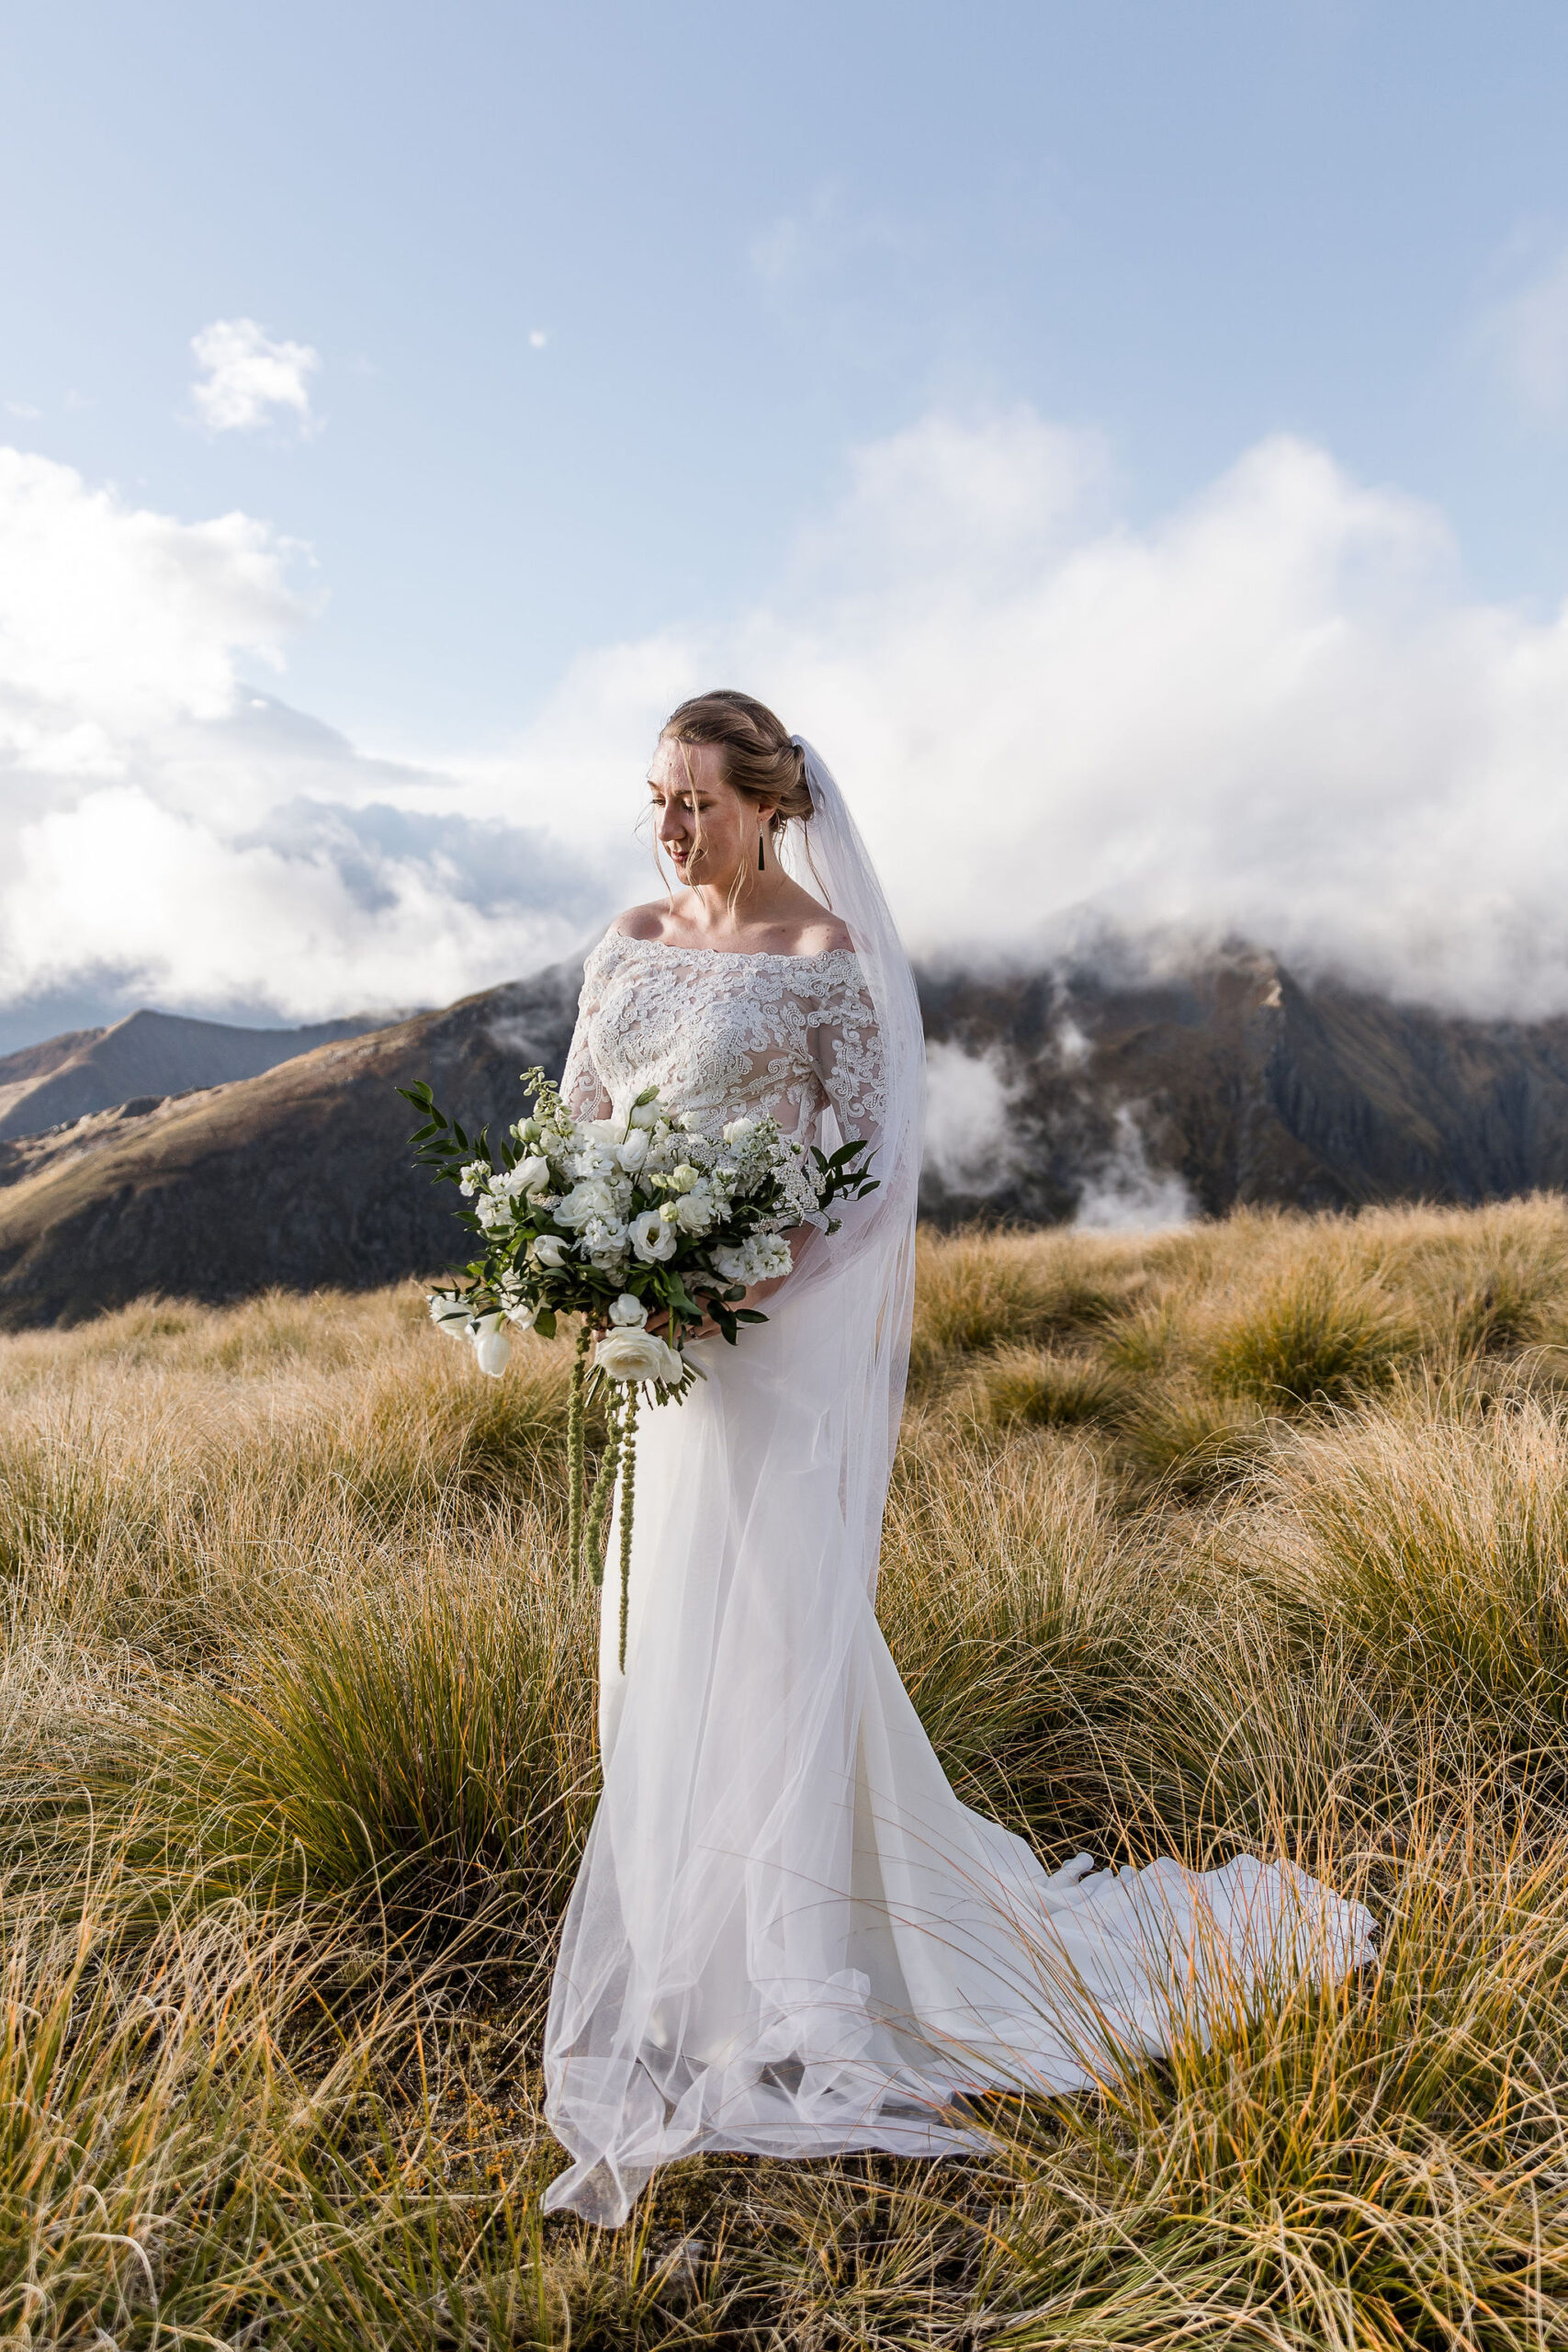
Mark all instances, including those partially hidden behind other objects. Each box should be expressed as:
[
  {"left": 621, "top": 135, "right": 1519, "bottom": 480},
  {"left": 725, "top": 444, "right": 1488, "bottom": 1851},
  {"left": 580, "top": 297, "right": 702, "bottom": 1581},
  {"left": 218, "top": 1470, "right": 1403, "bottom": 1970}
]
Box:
[{"left": 6, "top": 1198, "right": 1568, "bottom": 2344}]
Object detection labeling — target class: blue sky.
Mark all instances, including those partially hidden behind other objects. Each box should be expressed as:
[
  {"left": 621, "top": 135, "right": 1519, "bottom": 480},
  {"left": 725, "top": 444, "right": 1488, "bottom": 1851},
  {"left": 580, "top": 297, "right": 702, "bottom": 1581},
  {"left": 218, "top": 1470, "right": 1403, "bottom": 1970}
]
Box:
[{"left": 5, "top": 3, "right": 1568, "bottom": 1041}]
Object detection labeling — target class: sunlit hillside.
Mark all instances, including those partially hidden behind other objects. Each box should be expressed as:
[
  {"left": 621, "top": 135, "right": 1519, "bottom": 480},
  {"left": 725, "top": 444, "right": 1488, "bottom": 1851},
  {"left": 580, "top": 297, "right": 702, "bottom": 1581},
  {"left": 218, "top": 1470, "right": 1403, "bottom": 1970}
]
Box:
[{"left": 6, "top": 1200, "right": 1568, "bottom": 2344}]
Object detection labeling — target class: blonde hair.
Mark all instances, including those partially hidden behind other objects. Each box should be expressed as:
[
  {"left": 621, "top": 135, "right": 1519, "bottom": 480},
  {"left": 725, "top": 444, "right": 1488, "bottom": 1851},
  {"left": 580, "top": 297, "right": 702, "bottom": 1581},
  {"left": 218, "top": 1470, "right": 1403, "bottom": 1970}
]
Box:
[{"left": 655, "top": 690, "right": 815, "bottom": 910}]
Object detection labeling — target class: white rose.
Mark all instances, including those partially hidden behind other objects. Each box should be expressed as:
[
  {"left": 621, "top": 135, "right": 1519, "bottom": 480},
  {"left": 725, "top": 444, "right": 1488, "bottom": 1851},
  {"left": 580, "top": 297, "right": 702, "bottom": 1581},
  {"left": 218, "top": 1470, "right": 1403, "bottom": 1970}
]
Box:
[
  {"left": 631, "top": 1207, "right": 678, "bottom": 1262},
  {"left": 556, "top": 1177, "right": 616, "bottom": 1227},
  {"left": 722, "top": 1116, "right": 758, "bottom": 1146},
  {"left": 593, "top": 1329, "right": 670, "bottom": 1383},
  {"left": 513, "top": 1154, "right": 550, "bottom": 1193},
  {"left": 428, "top": 1293, "right": 471, "bottom": 1336},
  {"left": 671, "top": 1163, "right": 700, "bottom": 1193},
  {"left": 468, "top": 1312, "right": 511, "bottom": 1378},
  {"left": 616, "top": 1129, "right": 650, "bottom": 1171},
  {"left": 532, "top": 1234, "right": 569, "bottom": 1270},
  {"left": 609, "top": 1293, "right": 649, "bottom": 1327},
  {"left": 674, "top": 1190, "right": 715, "bottom": 1234}
]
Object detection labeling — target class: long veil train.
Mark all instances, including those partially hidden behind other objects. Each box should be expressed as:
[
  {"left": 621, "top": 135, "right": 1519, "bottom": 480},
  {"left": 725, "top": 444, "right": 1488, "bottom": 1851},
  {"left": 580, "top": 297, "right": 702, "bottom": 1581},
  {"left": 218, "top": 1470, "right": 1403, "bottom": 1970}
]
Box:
[{"left": 540, "top": 742, "right": 1373, "bottom": 2227}]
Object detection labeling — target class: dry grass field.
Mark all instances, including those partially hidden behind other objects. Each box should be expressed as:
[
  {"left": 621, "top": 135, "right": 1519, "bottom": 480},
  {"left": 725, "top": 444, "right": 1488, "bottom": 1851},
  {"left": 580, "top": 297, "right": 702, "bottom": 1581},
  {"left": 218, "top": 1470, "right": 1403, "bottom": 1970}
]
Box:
[{"left": 7, "top": 1198, "right": 1568, "bottom": 2345}]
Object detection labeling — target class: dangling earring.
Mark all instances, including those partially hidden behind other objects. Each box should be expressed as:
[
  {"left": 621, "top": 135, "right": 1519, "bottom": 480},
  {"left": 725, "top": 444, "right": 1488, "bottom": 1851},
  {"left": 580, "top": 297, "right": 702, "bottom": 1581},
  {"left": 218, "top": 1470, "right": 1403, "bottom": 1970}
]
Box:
[{"left": 758, "top": 825, "right": 766, "bottom": 872}]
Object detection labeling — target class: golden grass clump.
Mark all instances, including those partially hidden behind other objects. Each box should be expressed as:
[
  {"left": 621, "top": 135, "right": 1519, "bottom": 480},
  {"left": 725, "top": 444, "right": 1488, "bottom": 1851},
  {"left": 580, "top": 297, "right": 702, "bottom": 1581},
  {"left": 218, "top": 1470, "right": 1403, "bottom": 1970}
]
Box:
[{"left": 7, "top": 1206, "right": 1568, "bottom": 2341}]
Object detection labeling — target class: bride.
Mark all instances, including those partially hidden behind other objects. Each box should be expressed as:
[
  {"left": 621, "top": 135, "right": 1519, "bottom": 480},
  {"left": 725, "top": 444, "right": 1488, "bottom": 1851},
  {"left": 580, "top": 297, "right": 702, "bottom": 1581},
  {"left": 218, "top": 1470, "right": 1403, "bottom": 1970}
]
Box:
[{"left": 541, "top": 690, "right": 1372, "bottom": 2228}]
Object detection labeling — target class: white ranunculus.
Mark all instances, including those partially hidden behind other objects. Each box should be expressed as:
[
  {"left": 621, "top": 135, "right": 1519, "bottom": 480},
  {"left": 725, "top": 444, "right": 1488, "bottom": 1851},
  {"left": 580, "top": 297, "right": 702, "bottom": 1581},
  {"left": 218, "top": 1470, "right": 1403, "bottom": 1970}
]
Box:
[
  {"left": 631, "top": 1207, "right": 678, "bottom": 1262},
  {"left": 428, "top": 1293, "right": 471, "bottom": 1337},
  {"left": 616, "top": 1129, "right": 649, "bottom": 1171},
  {"left": 594, "top": 1329, "right": 670, "bottom": 1384},
  {"left": 609, "top": 1293, "right": 648, "bottom": 1327},
  {"left": 532, "top": 1234, "right": 569, "bottom": 1270},
  {"left": 469, "top": 1312, "right": 512, "bottom": 1378},
  {"left": 671, "top": 1163, "right": 699, "bottom": 1192}
]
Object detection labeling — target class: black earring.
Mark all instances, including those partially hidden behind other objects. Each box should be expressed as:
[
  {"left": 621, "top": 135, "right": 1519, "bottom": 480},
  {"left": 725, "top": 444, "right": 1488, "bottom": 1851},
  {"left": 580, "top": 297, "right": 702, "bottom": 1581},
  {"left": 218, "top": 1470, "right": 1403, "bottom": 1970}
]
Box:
[{"left": 759, "top": 827, "right": 766, "bottom": 871}]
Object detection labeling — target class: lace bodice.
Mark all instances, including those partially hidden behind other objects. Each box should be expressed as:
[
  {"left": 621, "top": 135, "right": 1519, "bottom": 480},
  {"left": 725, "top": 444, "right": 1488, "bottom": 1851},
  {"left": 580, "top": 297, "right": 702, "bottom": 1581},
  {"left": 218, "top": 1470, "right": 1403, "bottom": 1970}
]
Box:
[{"left": 561, "top": 930, "right": 886, "bottom": 1149}]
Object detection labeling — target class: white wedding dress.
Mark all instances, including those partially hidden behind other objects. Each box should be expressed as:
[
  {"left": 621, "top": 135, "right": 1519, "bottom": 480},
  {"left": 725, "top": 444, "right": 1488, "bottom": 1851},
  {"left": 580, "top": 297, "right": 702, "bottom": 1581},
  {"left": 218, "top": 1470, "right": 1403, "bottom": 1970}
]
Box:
[{"left": 541, "top": 752, "right": 1374, "bottom": 2231}]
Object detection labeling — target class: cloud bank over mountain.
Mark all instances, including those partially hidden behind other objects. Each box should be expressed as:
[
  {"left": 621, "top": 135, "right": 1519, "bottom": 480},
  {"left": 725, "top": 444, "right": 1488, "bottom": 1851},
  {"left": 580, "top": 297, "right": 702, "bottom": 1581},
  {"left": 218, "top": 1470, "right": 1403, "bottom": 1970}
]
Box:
[{"left": 4, "top": 407, "right": 1568, "bottom": 1048}]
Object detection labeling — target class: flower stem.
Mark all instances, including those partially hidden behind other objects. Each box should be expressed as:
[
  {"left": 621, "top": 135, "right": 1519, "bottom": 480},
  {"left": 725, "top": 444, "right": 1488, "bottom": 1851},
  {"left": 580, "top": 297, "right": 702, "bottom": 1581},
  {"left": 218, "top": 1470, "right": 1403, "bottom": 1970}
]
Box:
[
  {"left": 567, "top": 1324, "right": 590, "bottom": 1577},
  {"left": 618, "top": 1383, "right": 639, "bottom": 1673}
]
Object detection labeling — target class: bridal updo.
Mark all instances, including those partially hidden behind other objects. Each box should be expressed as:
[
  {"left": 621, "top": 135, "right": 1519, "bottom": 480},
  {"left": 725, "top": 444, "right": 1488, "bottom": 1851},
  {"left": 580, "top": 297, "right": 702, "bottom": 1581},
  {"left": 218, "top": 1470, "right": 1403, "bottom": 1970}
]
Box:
[{"left": 660, "top": 690, "right": 814, "bottom": 842}]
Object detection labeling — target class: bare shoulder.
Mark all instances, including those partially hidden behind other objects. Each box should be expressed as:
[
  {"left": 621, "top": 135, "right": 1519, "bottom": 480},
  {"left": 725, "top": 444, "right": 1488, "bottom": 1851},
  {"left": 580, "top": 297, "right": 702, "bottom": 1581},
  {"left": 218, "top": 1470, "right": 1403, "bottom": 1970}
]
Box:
[
  {"left": 606, "top": 899, "right": 674, "bottom": 943},
  {"left": 787, "top": 909, "right": 855, "bottom": 956}
]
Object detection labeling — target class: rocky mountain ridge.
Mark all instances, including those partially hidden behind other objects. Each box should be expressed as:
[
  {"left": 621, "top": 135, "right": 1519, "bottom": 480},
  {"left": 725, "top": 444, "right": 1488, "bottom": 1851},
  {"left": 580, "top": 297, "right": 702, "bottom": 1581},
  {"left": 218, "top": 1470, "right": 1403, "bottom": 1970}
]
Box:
[
  {"left": 3, "top": 944, "right": 1568, "bottom": 1326},
  {"left": 0, "top": 1008, "right": 394, "bottom": 1142}
]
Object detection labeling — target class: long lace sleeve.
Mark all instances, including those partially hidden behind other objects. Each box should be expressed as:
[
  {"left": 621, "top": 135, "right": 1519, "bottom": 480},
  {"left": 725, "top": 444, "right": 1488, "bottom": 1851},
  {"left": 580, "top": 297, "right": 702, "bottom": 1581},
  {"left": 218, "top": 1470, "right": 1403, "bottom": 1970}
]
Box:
[
  {"left": 807, "top": 963, "right": 887, "bottom": 1158},
  {"left": 561, "top": 944, "right": 614, "bottom": 1120}
]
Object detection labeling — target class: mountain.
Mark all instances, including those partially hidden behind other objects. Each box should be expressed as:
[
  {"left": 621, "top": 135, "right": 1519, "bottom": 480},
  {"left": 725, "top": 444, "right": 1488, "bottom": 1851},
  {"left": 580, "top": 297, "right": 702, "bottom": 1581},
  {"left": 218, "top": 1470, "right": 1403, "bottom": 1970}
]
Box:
[
  {"left": 919, "top": 943, "right": 1568, "bottom": 1224},
  {"left": 0, "top": 969, "right": 581, "bottom": 1329},
  {"left": 5, "top": 941, "right": 1568, "bottom": 1327},
  {"left": 0, "top": 1008, "right": 397, "bottom": 1142}
]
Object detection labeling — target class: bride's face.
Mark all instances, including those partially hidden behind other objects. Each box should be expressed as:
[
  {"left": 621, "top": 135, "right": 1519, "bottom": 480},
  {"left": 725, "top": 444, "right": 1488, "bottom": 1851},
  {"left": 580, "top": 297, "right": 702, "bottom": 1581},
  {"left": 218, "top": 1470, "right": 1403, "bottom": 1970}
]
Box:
[{"left": 649, "top": 735, "right": 761, "bottom": 886}]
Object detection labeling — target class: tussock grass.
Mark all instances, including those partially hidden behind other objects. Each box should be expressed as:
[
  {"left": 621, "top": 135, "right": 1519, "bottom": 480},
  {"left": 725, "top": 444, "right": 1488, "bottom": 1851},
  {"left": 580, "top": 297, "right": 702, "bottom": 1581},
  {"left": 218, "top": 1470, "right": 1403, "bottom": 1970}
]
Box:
[{"left": 6, "top": 1210, "right": 1568, "bottom": 2341}]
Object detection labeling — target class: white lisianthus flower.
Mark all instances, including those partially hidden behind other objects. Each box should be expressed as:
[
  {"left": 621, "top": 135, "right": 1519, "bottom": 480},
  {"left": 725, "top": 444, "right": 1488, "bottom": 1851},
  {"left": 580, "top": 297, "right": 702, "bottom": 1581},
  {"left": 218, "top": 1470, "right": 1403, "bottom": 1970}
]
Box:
[
  {"left": 616, "top": 1129, "right": 649, "bottom": 1172},
  {"left": 627, "top": 1099, "right": 662, "bottom": 1129},
  {"left": 428, "top": 1294, "right": 471, "bottom": 1336},
  {"left": 469, "top": 1312, "right": 512, "bottom": 1378},
  {"left": 581, "top": 1117, "right": 626, "bottom": 1146},
  {"left": 594, "top": 1329, "right": 670, "bottom": 1384},
  {"left": 609, "top": 1293, "right": 649, "bottom": 1327},
  {"left": 659, "top": 1200, "right": 680, "bottom": 1223},
  {"left": 631, "top": 1207, "right": 678, "bottom": 1262},
  {"left": 532, "top": 1234, "right": 569, "bottom": 1270}
]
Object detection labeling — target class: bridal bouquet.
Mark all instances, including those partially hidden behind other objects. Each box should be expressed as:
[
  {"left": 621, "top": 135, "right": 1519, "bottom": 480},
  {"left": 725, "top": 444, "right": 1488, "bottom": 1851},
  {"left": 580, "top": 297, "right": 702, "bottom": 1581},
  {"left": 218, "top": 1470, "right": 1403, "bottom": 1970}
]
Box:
[{"left": 401, "top": 1068, "right": 876, "bottom": 1666}]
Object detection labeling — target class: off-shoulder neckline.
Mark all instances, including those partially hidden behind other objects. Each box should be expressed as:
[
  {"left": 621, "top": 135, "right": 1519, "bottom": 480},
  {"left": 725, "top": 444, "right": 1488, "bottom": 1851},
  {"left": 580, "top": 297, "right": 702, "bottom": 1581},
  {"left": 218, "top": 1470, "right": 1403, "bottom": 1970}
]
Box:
[{"left": 596, "top": 929, "right": 861, "bottom": 967}]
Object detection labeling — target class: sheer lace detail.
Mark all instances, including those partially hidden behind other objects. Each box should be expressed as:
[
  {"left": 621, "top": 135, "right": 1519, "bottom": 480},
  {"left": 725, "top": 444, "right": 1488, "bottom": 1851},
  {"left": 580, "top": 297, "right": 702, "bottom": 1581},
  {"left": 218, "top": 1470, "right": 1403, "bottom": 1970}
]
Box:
[{"left": 561, "top": 931, "right": 886, "bottom": 1149}]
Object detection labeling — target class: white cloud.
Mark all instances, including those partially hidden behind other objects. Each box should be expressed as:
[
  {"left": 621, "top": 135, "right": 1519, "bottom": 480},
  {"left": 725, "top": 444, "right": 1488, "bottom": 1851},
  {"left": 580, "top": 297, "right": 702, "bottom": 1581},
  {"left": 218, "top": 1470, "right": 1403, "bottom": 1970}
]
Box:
[
  {"left": 8, "top": 408, "right": 1568, "bottom": 1044},
  {"left": 1483, "top": 243, "right": 1568, "bottom": 421},
  {"left": 189, "top": 317, "right": 320, "bottom": 435},
  {"left": 529, "top": 328, "right": 550, "bottom": 350}
]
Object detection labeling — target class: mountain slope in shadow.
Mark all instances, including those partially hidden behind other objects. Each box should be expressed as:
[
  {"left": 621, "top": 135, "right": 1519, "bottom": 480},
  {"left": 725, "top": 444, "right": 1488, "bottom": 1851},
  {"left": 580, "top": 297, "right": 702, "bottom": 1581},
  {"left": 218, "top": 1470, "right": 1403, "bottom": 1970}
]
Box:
[
  {"left": 0, "top": 1008, "right": 395, "bottom": 1141},
  {"left": 5, "top": 943, "right": 1568, "bottom": 1328},
  {"left": 919, "top": 944, "right": 1568, "bottom": 1225},
  {"left": 0, "top": 968, "right": 581, "bottom": 1329}
]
